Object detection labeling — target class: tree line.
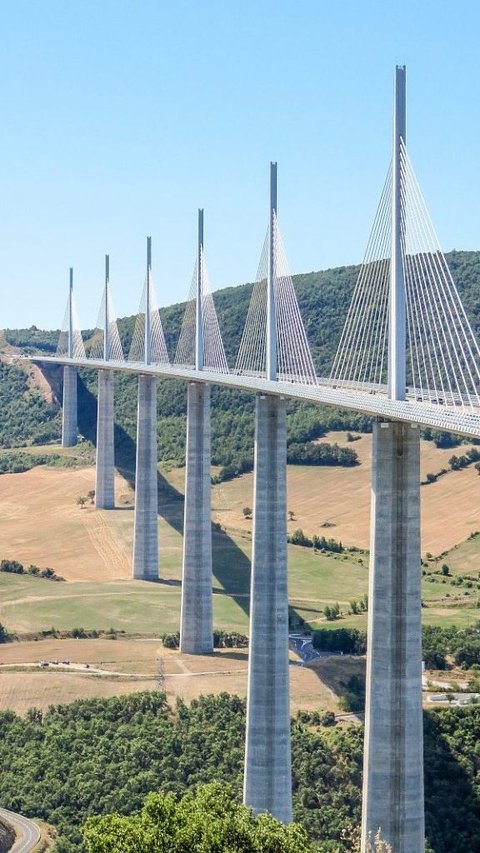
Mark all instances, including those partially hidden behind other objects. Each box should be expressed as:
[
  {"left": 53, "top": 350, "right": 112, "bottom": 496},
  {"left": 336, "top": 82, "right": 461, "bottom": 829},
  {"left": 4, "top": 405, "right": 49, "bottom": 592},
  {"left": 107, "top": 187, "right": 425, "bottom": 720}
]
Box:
[{"left": 0, "top": 691, "right": 479, "bottom": 850}]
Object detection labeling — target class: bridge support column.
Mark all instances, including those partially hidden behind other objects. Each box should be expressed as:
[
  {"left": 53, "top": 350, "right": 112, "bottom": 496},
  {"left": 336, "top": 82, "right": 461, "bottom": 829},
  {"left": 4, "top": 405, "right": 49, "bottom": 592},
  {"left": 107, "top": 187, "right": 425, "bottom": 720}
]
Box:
[
  {"left": 61, "top": 365, "right": 77, "bottom": 447},
  {"left": 243, "top": 394, "right": 292, "bottom": 824},
  {"left": 361, "top": 420, "right": 424, "bottom": 853},
  {"left": 95, "top": 370, "right": 115, "bottom": 509},
  {"left": 180, "top": 382, "right": 213, "bottom": 654},
  {"left": 132, "top": 375, "right": 158, "bottom": 580}
]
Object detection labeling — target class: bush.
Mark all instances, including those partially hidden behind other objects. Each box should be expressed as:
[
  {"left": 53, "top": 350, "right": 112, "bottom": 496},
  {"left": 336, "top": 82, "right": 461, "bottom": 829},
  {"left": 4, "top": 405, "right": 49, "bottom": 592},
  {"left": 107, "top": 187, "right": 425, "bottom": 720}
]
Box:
[{"left": 313, "top": 628, "right": 367, "bottom": 655}]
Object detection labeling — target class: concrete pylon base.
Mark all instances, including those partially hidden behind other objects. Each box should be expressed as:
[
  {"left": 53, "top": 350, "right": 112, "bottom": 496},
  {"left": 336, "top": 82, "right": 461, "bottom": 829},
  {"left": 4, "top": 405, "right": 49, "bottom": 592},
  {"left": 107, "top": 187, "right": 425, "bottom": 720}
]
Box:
[
  {"left": 95, "top": 370, "right": 115, "bottom": 509},
  {"left": 180, "top": 382, "right": 213, "bottom": 654},
  {"left": 61, "top": 365, "right": 78, "bottom": 448},
  {"left": 132, "top": 375, "right": 158, "bottom": 580},
  {"left": 361, "top": 420, "right": 424, "bottom": 853},
  {"left": 243, "top": 394, "right": 292, "bottom": 824}
]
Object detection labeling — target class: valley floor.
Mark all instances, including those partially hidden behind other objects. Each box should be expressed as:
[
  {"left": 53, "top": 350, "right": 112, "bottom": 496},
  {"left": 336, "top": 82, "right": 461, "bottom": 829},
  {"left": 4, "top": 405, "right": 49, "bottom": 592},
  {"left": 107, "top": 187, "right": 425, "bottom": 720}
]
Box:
[{"left": 0, "top": 432, "right": 479, "bottom": 715}]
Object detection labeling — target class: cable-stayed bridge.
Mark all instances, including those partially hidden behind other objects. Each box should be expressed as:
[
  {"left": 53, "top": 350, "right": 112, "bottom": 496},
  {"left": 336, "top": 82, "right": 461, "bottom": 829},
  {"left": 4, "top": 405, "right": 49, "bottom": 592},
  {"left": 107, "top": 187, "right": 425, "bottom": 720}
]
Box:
[{"left": 28, "top": 67, "right": 480, "bottom": 853}]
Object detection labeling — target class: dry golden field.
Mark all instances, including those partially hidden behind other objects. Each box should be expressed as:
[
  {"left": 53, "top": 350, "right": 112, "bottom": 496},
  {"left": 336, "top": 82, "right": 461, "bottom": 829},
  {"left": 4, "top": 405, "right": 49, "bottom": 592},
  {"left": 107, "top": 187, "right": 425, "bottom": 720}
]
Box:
[
  {"left": 211, "top": 432, "right": 480, "bottom": 555},
  {"left": 0, "top": 637, "right": 339, "bottom": 716},
  {"left": 0, "top": 433, "right": 477, "bottom": 585}
]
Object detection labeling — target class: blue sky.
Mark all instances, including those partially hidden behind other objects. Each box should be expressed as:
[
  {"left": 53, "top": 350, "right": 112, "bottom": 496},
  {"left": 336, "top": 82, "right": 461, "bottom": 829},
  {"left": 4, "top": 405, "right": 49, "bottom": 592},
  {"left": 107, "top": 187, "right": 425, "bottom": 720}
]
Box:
[{"left": 1, "top": 0, "right": 479, "bottom": 328}]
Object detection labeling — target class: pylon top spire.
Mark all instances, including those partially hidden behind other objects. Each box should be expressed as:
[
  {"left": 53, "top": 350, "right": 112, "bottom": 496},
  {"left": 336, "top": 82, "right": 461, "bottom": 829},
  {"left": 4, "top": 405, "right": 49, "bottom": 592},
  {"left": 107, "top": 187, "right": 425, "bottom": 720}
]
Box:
[
  {"left": 145, "top": 237, "right": 152, "bottom": 366},
  {"left": 196, "top": 209, "right": 204, "bottom": 371},
  {"left": 266, "top": 162, "right": 278, "bottom": 382},
  {"left": 389, "top": 64, "right": 407, "bottom": 401},
  {"left": 68, "top": 267, "right": 74, "bottom": 359},
  {"left": 104, "top": 255, "right": 110, "bottom": 361}
]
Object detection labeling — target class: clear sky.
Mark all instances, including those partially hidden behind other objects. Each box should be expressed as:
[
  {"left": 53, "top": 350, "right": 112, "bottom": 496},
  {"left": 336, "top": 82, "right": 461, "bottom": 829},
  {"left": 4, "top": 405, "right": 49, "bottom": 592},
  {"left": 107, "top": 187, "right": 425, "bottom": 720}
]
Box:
[{"left": 1, "top": 0, "right": 479, "bottom": 329}]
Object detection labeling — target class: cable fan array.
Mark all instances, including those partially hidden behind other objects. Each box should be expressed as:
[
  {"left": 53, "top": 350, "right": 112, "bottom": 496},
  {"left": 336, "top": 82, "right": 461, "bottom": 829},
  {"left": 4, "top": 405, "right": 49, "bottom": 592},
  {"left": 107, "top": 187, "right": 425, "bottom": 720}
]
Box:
[
  {"left": 53, "top": 163, "right": 480, "bottom": 415},
  {"left": 331, "top": 146, "right": 480, "bottom": 411},
  {"left": 87, "top": 284, "right": 124, "bottom": 361},
  {"left": 401, "top": 141, "right": 480, "bottom": 408},
  {"left": 235, "top": 214, "right": 317, "bottom": 384},
  {"left": 174, "top": 249, "right": 229, "bottom": 373},
  {"left": 128, "top": 272, "right": 169, "bottom": 365},
  {"left": 330, "top": 166, "right": 392, "bottom": 391},
  {"left": 56, "top": 291, "right": 86, "bottom": 360}
]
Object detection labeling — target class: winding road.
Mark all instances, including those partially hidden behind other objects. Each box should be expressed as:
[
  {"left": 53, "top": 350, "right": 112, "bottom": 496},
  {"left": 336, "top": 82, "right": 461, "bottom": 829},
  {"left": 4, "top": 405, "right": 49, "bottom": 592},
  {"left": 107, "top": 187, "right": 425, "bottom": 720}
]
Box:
[{"left": 0, "top": 808, "right": 40, "bottom": 852}]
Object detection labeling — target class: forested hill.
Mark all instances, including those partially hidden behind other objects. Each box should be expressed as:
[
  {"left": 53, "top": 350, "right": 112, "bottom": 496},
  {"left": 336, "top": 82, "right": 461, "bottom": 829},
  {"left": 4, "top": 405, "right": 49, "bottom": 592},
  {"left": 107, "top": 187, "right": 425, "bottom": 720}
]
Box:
[
  {"left": 0, "top": 692, "right": 479, "bottom": 852},
  {"left": 3, "top": 250, "right": 480, "bottom": 474}
]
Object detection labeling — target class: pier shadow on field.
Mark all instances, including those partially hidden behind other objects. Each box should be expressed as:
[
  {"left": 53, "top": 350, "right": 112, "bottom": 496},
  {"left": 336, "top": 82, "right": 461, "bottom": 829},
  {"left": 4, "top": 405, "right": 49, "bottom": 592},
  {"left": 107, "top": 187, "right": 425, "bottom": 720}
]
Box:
[
  {"left": 75, "top": 373, "right": 332, "bottom": 683},
  {"left": 40, "top": 365, "right": 350, "bottom": 693},
  {"left": 76, "top": 376, "right": 252, "bottom": 615}
]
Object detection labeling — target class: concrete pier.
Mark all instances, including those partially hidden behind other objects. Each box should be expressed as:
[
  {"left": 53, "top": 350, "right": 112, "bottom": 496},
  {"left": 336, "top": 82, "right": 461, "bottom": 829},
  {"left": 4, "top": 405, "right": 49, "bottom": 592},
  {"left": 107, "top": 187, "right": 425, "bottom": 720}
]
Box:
[
  {"left": 61, "top": 365, "right": 78, "bottom": 448},
  {"left": 243, "top": 394, "right": 292, "bottom": 824},
  {"left": 132, "top": 374, "right": 158, "bottom": 580},
  {"left": 95, "top": 370, "right": 115, "bottom": 509},
  {"left": 180, "top": 382, "right": 213, "bottom": 654},
  {"left": 361, "top": 420, "right": 424, "bottom": 853}
]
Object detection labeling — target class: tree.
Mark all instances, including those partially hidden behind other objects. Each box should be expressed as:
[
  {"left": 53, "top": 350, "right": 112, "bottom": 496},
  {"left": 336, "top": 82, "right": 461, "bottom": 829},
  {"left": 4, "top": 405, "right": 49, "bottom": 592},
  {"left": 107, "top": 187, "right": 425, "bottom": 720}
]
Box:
[
  {"left": 242, "top": 506, "right": 252, "bottom": 519},
  {"left": 288, "top": 510, "right": 295, "bottom": 521},
  {"left": 0, "top": 623, "right": 9, "bottom": 643},
  {"left": 82, "top": 782, "right": 315, "bottom": 853},
  {"left": 365, "top": 830, "right": 393, "bottom": 852},
  {"left": 77, "top": 496, "right": 87, "bottom": 509},
  {"left": 87, "top": 489, "right": 95, "bottom": 504},
  {"left": 449, "top": 454, "right": 461, "bottom": 471},
  {"left": 323, "top": 603, "right": 340, "bottom": 621}
]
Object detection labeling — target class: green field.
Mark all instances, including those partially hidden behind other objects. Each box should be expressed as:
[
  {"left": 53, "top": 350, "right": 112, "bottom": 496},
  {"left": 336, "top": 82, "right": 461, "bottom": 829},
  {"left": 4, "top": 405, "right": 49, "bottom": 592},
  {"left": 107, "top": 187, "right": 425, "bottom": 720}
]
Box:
[{"left": 1, "top": 530, "right": 479, "bottom": 637}]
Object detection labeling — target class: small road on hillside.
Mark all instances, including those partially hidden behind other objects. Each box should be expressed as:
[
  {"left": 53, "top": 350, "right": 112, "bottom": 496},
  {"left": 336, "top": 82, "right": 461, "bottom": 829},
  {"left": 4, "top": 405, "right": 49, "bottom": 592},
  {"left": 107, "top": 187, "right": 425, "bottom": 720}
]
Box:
[{"left": 0, "top": 807, "right": 40, "bottom": 852}]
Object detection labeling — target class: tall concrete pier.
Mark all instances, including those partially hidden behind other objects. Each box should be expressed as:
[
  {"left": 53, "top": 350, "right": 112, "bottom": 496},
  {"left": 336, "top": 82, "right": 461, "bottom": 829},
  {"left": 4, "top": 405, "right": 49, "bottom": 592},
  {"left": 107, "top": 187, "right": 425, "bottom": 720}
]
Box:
[
  {"left": 132, "top": 373, "right": 158, "bottom": 579},
  {"left": 95, "top": 255, "right": 115, "bottom": 509},
  {"left": 244, "top": 164, "right": 292, "bottom": 823},
  {"left": 243, "top": 394, "right": 292, "bottom": 823},
  {"left": 180, "top": 381, "right": 213, "bottom": 653},
  {"left": 361, "top": 421, "right": 423, "bottom": 852},
  {"left": 132, "top": 238, "right": 159, "bottom": 580},
  {"left": 61, "top": 365, "right": 78, "bottom": 447},
  {"left": 95, "top": 370, "right": 115, "bottom": 508},
  {"left": 180, "top": 210, "right": 213, "bottom": 654}
]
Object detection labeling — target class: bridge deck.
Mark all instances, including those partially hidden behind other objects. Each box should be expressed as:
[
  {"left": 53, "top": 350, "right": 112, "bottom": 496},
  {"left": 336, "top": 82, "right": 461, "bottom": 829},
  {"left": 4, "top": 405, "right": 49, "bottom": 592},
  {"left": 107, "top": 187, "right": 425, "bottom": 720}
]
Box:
[{"left": 30, "top": 355, "right": 480, "bottom": 440}]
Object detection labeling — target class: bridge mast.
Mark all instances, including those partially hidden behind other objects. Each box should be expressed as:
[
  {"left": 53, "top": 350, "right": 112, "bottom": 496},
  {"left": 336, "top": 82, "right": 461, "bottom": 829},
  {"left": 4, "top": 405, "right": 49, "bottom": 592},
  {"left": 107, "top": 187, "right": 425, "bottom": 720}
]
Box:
[
  {"left": 96, "top": 254, "right": 115, "bottom": 509},
  {"left": 132, "top": 236, "right": 159, "bottom": 580},
  {"left": 196, "top": 209, "right": 204, "bottom": 371},
  {"left": 244, "top": 163, "right": 292, "bottom": 824},
  {"left": 266, "top": 162, "right": 277, "bottom": 381},
  {"left": 389, "top": 65, "right": 406, "bottom": 400},
  {"left": 362, "top": 66, "right": 424, "bottom": 853},
  {"left": 145, "top": 237, "right": 152, "bottom": 366},
  {"left": 68, "top": 267, "right": 74, "bottom": 359},
  {"left": 103, "top": 255, "right": 110, "bottom": 362},
  {"left": 180, "top": 209, "right": 213, "bottom": 654}
]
